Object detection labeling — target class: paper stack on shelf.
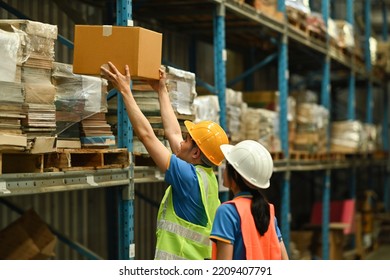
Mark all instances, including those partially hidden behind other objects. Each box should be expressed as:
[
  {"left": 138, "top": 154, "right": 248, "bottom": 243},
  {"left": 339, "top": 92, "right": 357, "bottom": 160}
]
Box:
[
  {"left": 239, "top": 107, "right": 281, "bottom": 153},
  {"left": 0, "top": 20, "right": 58, "bottom": 146},
  {"left": 51, "top": 62, "right": 112, "bottom": 148},
  {"left": 193, "top": 95, "right": 220, "bottom": 125},
  {"left": 164, "top": 65, "right": 197, "bottom": 119},
  {"left": 0, "top": 24, "right": 27, "bottom": 149},
  {"left": 128, "top": 66, "right": 197, "bottom": 156},
  {"left": 225, "top": 88, "right": 244, "bottom": 143}
]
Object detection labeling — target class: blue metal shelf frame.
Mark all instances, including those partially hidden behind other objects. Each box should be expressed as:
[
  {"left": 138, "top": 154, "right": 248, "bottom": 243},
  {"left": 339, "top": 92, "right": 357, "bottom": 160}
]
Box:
[
  {"left": 214, "top": 4, "right": 227, "bottom": 133},
  {"left": 346, "top": 0, "right": 357, "bottom": 233},
  {"left": 320, "top": 0, "right": 331, "bottom": 260},
  {"left": 213, "top": 3, "right": 229, "bottom": 203},
  {"left": 347, "top": 0, "right": 356, "bottom": 121},
  {"left": 116, "top": 0, "right": 135, "bottom": 260},
  {"left": 277, "top": 0, "right": 291, "bottom": 256},
  {"left": 365, "top": 0, "right": 373, "bottom": 124}
]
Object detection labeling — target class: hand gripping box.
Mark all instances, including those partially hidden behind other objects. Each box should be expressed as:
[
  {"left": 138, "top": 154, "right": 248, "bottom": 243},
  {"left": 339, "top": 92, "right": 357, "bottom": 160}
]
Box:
[{"left": 73, "top": 25, "right": 162, "bottom": 80}]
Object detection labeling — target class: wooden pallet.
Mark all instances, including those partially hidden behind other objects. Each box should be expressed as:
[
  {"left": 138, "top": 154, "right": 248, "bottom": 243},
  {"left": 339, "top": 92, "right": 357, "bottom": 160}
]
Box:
[
  {"left": 271, "top": 151, "right": 284, "bottom": 160},
  {"left": 290, "top": 151, "right": 326, "bottom": 161},
  {"left": 307, "top": 27, "right": 326, "bottom": 43},
  {"left": 328, "top": 152, "right": 347, "bottom": 161},
  {"left": 0, "top": 148, "right": 130, "bottom": 174},
  {"left": 45, "top": 148, "right": 130, "bottom": 171}
]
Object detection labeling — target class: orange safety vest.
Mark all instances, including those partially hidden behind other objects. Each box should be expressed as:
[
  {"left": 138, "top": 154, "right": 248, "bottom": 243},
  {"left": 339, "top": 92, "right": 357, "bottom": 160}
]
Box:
[{"left": 212, "top": 197, "right": 282, "bottom": 260}]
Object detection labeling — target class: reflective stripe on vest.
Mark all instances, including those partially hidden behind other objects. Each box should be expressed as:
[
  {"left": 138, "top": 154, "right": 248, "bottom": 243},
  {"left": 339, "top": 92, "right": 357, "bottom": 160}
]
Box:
[
  {"left": 155, "top": 250, "right": 187, "bottom": 260},
  {"left": 156, "top": 219, "right": 211, "bottom": 246}
]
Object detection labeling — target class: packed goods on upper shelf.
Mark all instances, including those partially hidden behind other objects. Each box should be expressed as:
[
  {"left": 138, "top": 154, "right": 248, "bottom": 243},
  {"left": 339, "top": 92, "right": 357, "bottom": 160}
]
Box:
[{"left": 237, "top": 0, "right": 390, "bottom": 74}]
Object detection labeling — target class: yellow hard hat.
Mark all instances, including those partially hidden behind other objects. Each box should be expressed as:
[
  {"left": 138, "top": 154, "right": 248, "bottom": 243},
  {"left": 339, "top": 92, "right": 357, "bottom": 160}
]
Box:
[{"left": 184, "top": 120, "right": 229, "bottom": 166}]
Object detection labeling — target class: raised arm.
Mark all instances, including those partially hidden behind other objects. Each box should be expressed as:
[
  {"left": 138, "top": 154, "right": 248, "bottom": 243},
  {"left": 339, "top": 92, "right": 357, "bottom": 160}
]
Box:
[
  {"left": 101, "top": 62, "right": 171, "bottom": 172},
  {"left": 149, "top": 67, "right": 183, "bottom": 155}
]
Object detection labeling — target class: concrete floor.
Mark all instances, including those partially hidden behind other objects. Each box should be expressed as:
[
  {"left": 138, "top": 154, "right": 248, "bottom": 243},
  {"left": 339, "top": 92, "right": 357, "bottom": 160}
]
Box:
[{"left": 364, "top": 244, "right": 390, "bottom": 260}]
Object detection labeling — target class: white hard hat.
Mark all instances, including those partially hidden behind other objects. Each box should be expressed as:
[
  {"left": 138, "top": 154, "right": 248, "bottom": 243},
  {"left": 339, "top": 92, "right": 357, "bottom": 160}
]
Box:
[{"left": 220, "top": 140, "right": 273, "bottom": 189}]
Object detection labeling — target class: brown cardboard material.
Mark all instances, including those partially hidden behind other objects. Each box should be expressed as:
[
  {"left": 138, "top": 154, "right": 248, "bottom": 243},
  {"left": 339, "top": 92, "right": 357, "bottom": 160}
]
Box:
[
  {"left": 73, "top": 25, "right": 162, "bottom": 80},
  {"left": 0, "top": 209, "right": 57, "bottom": 260}
]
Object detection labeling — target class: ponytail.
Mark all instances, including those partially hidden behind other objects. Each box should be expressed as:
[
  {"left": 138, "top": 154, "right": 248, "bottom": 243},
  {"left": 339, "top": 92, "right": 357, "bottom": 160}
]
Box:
[{"left": 226, "top": 162, "right": 271, "bottom": 236}]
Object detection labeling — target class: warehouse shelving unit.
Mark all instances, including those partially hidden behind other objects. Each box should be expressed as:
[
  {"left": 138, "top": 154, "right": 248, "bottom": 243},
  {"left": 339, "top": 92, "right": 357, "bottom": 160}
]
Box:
[
  {"left": 0, "top": 0, "right": 388, "bottom": 260},
  {"left": 130, "top": 0, "right": 389, "bottom": 260}
]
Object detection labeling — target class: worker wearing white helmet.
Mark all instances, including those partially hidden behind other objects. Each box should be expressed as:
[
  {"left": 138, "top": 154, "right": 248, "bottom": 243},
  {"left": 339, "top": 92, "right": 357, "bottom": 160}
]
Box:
[
  {"left": 210, "top": 140, "right": 289, "bottom": 260},
  {"left": 101, "top": 62, "right": 229, "bottom": 260}
]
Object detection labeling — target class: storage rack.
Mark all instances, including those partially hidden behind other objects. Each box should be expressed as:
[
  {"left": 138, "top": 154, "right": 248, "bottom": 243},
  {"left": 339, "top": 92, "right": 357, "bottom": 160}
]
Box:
[{"left": 128, "top": 0, "right": 389, "bottom": 260}]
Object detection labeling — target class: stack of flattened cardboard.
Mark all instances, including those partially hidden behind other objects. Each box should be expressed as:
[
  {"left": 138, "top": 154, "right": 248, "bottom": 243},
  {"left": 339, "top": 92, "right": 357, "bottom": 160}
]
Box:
[
  {"left": 0, "top": 20, "right": 58, "bottom": 152},
  {"left": 0, "top": 25, "right": 27, "bottom": 150},
  {"left": 130, "top": 81, "right": 169, "bottom": 155},
  {"left": 52, "top": 62, "right": 112, "bottom": 148},
  {"left": 80, "top": 112, "right": 115, "bottom": 148}
]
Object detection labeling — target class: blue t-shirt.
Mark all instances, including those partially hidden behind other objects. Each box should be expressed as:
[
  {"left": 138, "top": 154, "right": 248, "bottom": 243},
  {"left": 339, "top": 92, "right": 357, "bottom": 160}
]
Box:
[
  {"left": 210, "top": 192, "right": 282, "bottom": 260},
  {"left": 164, "top": 154, "right": 208, "bottom": 226}
]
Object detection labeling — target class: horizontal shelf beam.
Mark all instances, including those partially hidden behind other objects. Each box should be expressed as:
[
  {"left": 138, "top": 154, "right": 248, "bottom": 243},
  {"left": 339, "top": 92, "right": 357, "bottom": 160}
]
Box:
[{"left": 0, "top": 168, "right": 130, "bottom": 196}]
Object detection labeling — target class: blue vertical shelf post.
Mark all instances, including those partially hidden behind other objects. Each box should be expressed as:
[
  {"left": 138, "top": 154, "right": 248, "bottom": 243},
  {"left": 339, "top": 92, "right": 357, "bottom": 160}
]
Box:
[
  {"left": 346, "top": 0, "right": 357, "bottom": 200},
  {"left": 277, "top": 0, "right": 290, "bottom": 254},
  {"left": 116, "top": 0, "right": 135, "bottom": 260},
  {"left": 364, "top": 0, "right": 373, "bottom": 124},
  {"left": 214, "top": 3, "right": 229, "bottom": 203},
  {"left": 347, "top": 0, "right": 356, "bottom": 121},
  {"left": 364, "top": 0, "right": 375, "bottom": 207},
  {"left": 321, "top": 0, "right": 331, "bottom": 260},
  {"left": 214, "top": 4, "right": 227, "bottom": 132}
]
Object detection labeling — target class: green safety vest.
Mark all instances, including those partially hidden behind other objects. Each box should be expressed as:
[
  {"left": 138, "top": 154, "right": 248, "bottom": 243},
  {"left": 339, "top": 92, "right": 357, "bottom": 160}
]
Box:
[{"left": 154, "top": 166, "right": 220, "bottom": 260}]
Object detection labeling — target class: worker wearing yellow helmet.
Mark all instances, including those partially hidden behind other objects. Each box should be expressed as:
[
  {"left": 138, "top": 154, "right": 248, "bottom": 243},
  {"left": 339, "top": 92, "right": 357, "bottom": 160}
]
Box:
[{"left": 101, "top": 62, "right": 229, "bottom": 260}]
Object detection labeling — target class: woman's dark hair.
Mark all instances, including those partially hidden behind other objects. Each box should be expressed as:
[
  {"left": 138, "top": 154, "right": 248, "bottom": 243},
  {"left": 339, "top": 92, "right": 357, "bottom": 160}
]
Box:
[{"left": 226, "top": 162, "right": 270, "bottom": 236}]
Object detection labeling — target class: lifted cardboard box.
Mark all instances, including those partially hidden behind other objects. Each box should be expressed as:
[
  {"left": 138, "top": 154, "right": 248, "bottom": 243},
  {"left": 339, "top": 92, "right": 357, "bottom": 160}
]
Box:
[{"left": 73, "top": 25, "right": 162, "bottom": 80}]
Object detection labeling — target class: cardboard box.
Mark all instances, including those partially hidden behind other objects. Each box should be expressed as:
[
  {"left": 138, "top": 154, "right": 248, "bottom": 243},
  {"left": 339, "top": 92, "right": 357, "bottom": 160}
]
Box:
[
  {"left": 73, "top": 25, "right": 162, "bottom": 80},
  {"left": 0, "top": 209, "right": 57, "bottom": 259}
]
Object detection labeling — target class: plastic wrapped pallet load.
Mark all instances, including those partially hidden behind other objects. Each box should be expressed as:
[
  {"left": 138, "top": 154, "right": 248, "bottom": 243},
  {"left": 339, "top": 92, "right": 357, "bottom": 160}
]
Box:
[{"left": 330, "top": 120, "right": 363, "bottom": 153}]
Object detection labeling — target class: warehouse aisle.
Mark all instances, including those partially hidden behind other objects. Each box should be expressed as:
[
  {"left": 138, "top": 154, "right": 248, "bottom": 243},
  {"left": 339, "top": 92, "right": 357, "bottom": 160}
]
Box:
[{"left": 364, "top": 244, "right": 390, "bottom": 260}]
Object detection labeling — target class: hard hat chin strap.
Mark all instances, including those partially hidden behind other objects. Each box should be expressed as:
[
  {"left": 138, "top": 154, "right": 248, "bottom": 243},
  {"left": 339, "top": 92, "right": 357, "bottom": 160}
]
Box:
[{"left": 200, "top": 153, "right": 215, "bottom": 168}]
